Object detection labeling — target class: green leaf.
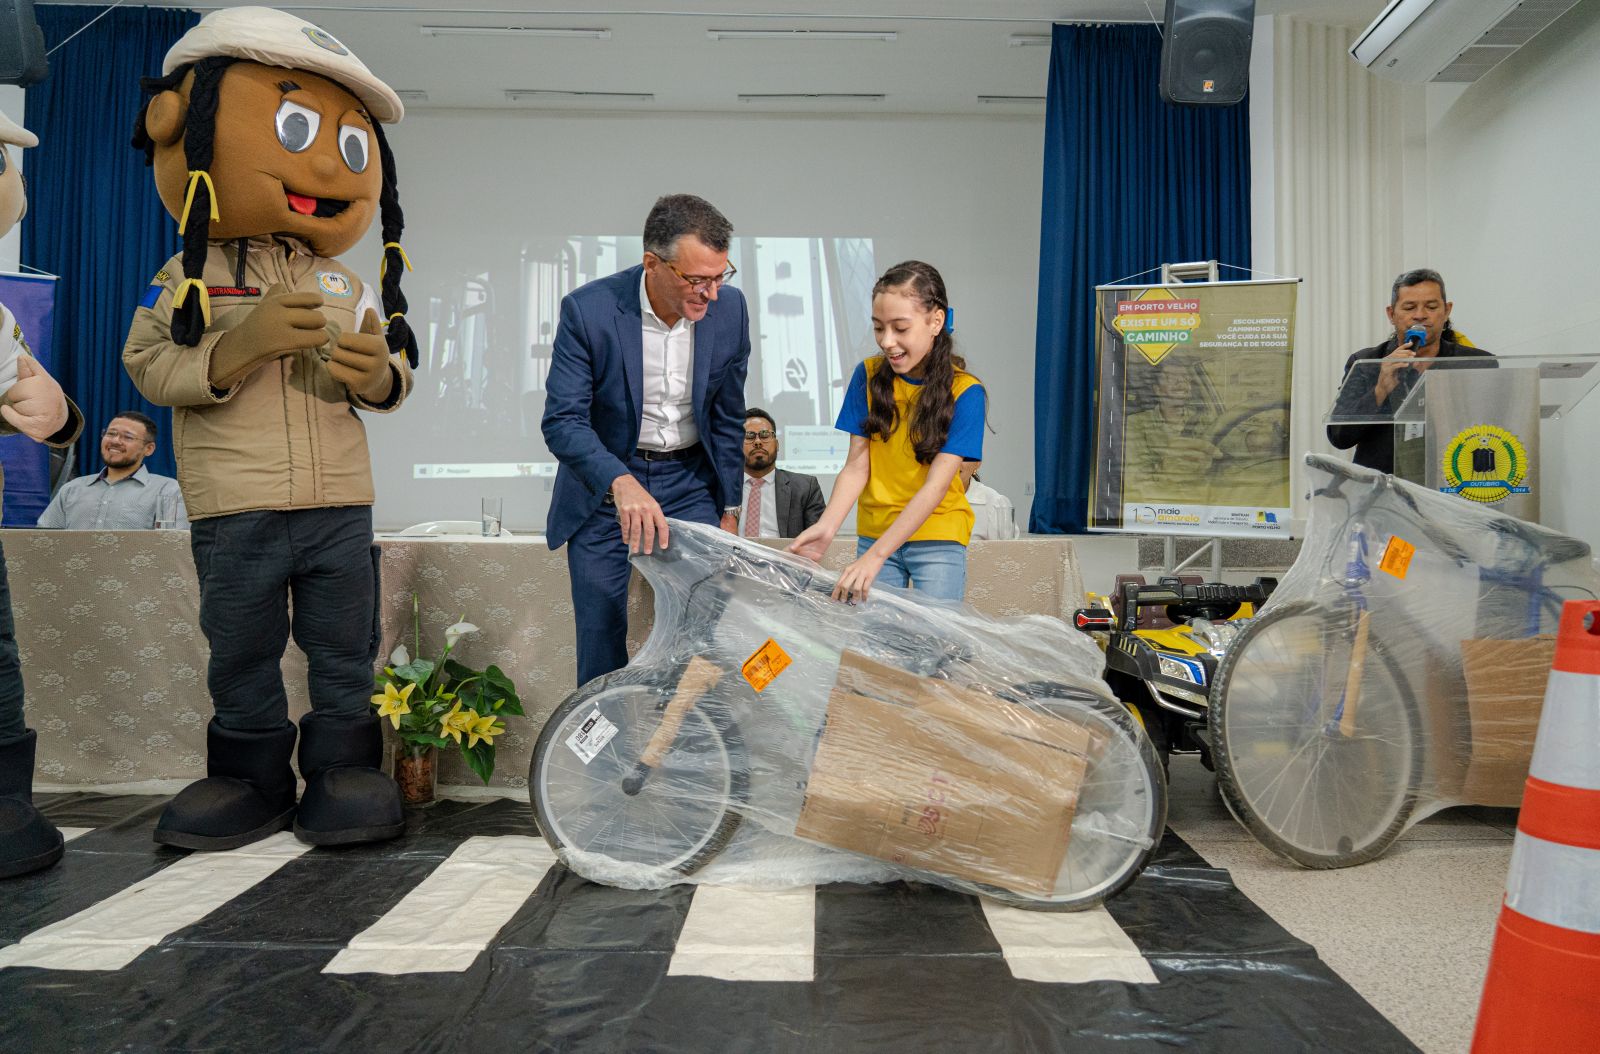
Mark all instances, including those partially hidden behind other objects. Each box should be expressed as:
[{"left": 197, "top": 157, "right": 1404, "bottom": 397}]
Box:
[
  {"left": 401, "top": 732, "right": 451, "bottom": 750},
  {"left": 463, "top": 743, "right": 495, "bottom": 784},
  {"left": 390, "top": 659, "right": 435, "bottom": 684}
]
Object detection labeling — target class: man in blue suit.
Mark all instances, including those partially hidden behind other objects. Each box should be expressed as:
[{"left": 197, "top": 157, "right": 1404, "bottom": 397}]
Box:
[{"left": 543, "top": 195, "right": 750, "bottom": 685}]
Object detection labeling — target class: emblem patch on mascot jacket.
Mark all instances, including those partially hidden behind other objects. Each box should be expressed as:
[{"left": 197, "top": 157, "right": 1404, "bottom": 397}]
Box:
[
  {"left": 317, "top": 272, "right": 352, "bottom": 297},
  {"left": 139, "top": 269, "right": 173, "bottom": 310}
]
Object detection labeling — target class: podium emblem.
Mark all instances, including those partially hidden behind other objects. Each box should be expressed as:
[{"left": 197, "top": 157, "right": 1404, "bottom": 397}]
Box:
[{"left": 1441, "top": 424, "right": 1531, "bottom": 504}]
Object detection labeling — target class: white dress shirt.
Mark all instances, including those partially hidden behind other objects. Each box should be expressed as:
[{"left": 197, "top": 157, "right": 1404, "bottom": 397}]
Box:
[
  {"left": 637, "top": 270, "right": 698, "bottom": 451},
  {"left": 967, "top": 479, "right": 1018, "bottom": 541},
  {"left": 740, "top": 472, "right": 779, "bottom": 537}
]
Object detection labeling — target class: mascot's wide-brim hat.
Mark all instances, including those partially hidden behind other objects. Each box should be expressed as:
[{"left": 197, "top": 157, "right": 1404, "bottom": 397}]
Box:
[
  {"left": 0, "top": 110, "right": 36, "bottom": 149},
  {"left": 163, "top": 5, "right": 403, "bottom": 123}
]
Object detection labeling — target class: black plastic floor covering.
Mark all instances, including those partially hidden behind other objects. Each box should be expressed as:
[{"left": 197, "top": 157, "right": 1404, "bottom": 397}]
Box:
[{"left": 0, "top": 794, "right": 1420, "bottom": 1054}]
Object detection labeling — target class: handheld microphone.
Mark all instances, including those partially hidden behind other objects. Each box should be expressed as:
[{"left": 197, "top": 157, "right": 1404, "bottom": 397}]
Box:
[{"left": 1403, "top": 326, "right": 1427, "bottom": 349}]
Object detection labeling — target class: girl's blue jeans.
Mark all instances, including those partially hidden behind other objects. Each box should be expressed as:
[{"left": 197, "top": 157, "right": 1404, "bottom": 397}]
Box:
[{"left": 857, "top": 536, "right": 967, "bottom": 602}]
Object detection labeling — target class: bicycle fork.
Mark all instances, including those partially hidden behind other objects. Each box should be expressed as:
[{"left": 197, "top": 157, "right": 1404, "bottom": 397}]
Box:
[
  {"left": 1328, "top": 527, "right": 1375, "bottom": 737},
  {"left": 621, "top": 656, "right": 725, "bottom": 797}
]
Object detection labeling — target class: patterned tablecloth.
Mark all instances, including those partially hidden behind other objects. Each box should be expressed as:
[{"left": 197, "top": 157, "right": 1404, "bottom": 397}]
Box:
[{"left": 7, "top": 530, "right": 1085, "bottom": 789}]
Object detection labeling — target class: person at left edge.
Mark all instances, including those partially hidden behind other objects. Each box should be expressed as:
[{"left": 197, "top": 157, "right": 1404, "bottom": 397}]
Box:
[
  {"left": 123, "top": 8, "right": 418, "bottom": 852},
  {"left": 542, "top": 194, "right": 750, "bottom": 688},
  {"left": 0, "top": 108, "right": 86, "bottom": 879}
]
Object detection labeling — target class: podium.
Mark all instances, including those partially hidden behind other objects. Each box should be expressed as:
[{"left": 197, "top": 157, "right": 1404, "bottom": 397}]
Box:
[{"left": 1326, "top": 351, "right": 1600, "bottom": 522}]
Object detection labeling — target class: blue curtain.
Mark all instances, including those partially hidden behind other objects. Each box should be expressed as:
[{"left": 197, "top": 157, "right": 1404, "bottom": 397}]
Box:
[
  {"left": 22, "top": 5, "right": 197, "bottom": 479},
  {"left": 1030, "top": 24, "right": 1251, "bottom": 534}
]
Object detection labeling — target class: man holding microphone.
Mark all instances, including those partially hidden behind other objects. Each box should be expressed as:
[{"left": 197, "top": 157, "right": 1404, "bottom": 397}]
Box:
[{"left": 1327, "top": 268, "right": 1494, "bottom": 473}]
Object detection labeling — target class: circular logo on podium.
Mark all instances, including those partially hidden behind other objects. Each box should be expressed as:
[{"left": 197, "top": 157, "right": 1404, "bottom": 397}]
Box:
[{"left": 1441, "top": 424, "right": 1530, "bottom": 504}]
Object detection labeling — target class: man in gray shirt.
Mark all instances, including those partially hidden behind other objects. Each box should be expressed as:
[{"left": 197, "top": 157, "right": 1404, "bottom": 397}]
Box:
[{"left": 36, "top": 410, "right": 187, "bottom": 529}]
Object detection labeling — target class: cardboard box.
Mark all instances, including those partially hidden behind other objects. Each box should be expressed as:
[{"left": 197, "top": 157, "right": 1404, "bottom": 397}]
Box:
[
  {"left": 794, "top": 650, "right": 1101, "bottom": 897},
  {"left": 1457, "top": 636, "right": 1555, "bottom": 806}
]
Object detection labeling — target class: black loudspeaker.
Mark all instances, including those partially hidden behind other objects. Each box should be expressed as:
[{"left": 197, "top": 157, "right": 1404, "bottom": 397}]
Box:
[
  {"left": 1159, "top": 0, "right": 1255, "bottom": 107},
  {"left": 0, "top": 0, "right": 46, "bottom": 88}
]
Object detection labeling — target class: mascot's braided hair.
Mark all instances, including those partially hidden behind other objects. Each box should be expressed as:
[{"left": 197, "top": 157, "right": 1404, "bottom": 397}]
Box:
[
  {"left": 132, "top": 60, "right": 418, "bottom": 366},
  {"left": 371, "top": 122, "right": 417, "bottom": 367}
]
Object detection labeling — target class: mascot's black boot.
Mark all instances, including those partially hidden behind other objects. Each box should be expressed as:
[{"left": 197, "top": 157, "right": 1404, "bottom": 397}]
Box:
[
  {"left": 153, "top": 721, "right": 297, "bottom": 851},
  {"left": 0, "top": 730, "right": 64, "bottom": 879},
  {"left": 293, "top": 712, "right": 404, "bottom": 846}
]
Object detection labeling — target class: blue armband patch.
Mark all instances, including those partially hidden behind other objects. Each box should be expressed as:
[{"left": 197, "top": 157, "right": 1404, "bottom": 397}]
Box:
[{"left": 139, "top": 284, "right": 163, "bottom": 310}]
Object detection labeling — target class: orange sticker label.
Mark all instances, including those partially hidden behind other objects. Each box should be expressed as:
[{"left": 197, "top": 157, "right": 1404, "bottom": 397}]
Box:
[
  {"left": 741, "top": 638, "right": 792, "bottom": 692},
  {"left": 1379, "top": 535, "right": 1415, "bottom": 579}
]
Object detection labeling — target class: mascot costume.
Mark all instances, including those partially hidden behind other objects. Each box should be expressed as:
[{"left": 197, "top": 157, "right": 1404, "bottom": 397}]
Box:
[
  {"left": 0, "top": 112, "right": 86, "bottom": 877},
  {"left": 124, "top": 7, "right": 418, "bottom": 850}
]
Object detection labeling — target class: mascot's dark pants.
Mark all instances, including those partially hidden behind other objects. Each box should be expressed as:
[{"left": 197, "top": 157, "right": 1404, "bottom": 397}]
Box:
[
  {"left": 154, "top": 505, "right": 403, "bottom": 851},
  {"left": 0, "top": 539, "right": 66, "bottom": 878}
]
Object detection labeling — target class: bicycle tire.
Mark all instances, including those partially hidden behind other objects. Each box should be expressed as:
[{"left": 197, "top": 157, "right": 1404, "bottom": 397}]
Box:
[
  {"left": 965, "top": 686, "right": 1167, "bottom": 911},
  {"left": 531, "top": 666, "right": 749, "bottom": 877},
  {"left": 1209, "top": 600, "right": 1423, "bottom": 868}
]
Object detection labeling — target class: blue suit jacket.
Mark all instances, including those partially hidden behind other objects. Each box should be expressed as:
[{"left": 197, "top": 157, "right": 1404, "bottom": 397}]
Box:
[{"left": 541, "top": 265, "right": 751, "bottom": 549}]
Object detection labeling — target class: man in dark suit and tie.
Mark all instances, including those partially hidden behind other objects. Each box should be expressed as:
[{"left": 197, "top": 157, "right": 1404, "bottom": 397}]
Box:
[
  {"left": 737, "top": 407, "right": 825, "bottom": 539},
  {"left": 542, "top": 195, "right": 751, "bottom": 685}
]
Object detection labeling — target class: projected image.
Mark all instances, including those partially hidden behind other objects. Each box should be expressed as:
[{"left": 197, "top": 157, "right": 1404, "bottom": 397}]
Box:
[{"left": 412, "top": 236, "right": 877, "bottom": 480}]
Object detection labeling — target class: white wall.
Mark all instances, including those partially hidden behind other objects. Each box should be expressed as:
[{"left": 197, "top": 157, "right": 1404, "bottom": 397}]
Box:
[
  {"left": 1422, "top": 0, "right": 1600, "bottom": 548},
  {"left": 1265, "top": 16, "right": 1419, "bottom": 529},
  {"left": 358, "top": 109, "right": 1045, "bottom": 532}
]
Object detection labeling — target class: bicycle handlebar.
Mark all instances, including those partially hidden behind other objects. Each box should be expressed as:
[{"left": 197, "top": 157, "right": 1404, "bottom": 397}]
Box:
[{"left": 1304, "top": 454, "right": 1590, "bottom": 569}]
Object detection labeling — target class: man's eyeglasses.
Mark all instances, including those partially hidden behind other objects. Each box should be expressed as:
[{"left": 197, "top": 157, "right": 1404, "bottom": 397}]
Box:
[
  {"left": 743, "top": 429, "right": 776, "bottom": 442},
  {"left": 663, "top": 258, "right": 738, "bottom": 292},
  {"left": 102, "top": 429, "right": 148, "bottom": 443}
]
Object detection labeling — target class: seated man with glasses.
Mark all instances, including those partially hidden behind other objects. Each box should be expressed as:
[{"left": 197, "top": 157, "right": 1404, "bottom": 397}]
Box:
[
  {"left": 542, "top": 193, "right": 752, "bottom": 686},
  {"left": 36, "top": 410, "right": 187, "bottom": 529},
  {"left": 737, "top": 407, "right": 824, "bottom": 539}
]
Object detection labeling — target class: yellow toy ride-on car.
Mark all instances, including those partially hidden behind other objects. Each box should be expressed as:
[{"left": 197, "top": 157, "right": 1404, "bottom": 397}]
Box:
[{"left": 1073, "top": 576, "right": 1276, "bottom": 772}]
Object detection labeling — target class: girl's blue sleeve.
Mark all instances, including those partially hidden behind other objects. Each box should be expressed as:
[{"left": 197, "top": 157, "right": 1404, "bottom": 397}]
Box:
[
  {"left": 941, "top": 385, "right": 986, "bottom": 460},
  {"left": 835, "top": 360, "right": 870, "bottom": 437}
]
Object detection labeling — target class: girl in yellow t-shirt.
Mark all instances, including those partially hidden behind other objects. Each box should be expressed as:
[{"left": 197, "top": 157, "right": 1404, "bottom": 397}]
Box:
[{"left": 789, "top": 261, "right": 986, "bottom": 602}]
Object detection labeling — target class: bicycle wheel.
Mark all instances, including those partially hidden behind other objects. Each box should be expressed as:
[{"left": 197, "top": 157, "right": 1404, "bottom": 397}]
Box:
[
  {"left": 973, "top": 688, "right": 1167, "bottom": 911},
  {"left": 1209, "top": 601, "right": 1423, "bottom": 868},
  {"left": 531, "top": 668, "right": 748, "bottom": 875}
]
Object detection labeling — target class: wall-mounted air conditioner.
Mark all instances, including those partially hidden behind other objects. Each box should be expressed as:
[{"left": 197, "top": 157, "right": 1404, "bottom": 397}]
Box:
[{"left": 1350, "top": 0, "right": 1582, "bottom": 83}]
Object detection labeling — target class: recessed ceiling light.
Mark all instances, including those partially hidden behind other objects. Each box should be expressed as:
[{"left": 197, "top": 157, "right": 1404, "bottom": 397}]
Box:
[
  {"left": 1008, "top": 34, "right": 1052, "bottom": 47},
  {"left": 421, "top": 26, "right": 611, "bottom": 39},
  {"left": 504, "top": 89, "right": 654, "bottom": 102},
  {"left": 709, "top": 29, "right": 896, "bottom": 42},
  {"left": 395, "top": 90, "right": 428, "bottom": 103}
]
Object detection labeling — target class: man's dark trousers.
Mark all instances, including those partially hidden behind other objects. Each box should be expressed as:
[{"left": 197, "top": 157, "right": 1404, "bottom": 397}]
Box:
[
  {"left": 190, "top": 506, "right": 380, "bottom": 731},
  {"left": 567, "top": 450, "right": 720, "bottom": 687}
]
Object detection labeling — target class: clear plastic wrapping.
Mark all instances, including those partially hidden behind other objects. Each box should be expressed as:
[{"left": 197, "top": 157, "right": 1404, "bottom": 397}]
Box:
[
  {"left": 1209, "top": 453, "right": 1599, "bottom": 867},
  {"left": 531, "top": 522, "right": 1167, "bottom": 909}
]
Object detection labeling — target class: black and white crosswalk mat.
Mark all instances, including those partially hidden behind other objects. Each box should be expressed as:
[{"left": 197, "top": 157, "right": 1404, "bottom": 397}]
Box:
[{"left": 0, "top": 795, "right": 1418, "bottom": 1053}]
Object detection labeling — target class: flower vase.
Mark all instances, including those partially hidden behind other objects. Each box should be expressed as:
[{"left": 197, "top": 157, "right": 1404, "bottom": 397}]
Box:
[{"left": 394, "top": 745, "right": 438, "bottom": 807}]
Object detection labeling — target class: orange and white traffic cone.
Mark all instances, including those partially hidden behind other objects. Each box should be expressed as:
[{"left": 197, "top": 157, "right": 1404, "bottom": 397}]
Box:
[{"left": 1471, "top": 600, "right": 1600, "bottom": 1053}]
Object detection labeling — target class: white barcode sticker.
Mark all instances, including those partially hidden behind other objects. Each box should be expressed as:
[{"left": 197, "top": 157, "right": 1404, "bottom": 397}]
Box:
[{"left": 566, "top": 709, "right": 618, "bottom": 764}]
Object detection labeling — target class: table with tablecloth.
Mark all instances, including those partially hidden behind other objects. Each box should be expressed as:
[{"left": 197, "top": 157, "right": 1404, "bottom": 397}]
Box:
[{"left": 6, "top": 530, "right": 1085, "bottom": 789}]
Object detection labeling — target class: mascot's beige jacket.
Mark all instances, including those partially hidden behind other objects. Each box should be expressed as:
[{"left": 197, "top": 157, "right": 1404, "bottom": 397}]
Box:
[{"left": 124, "top": 236, "right": 411, "bottom": 520}]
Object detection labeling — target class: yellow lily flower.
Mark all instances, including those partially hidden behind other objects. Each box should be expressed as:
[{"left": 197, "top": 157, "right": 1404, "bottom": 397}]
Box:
[
  {"left": 372, "top": 681, "right": 416, "bottom": 730},
  {"left": 466, "top": 714, "right": 505, "bottom": 749},
  {"left": 440, "top": 700, "right": 476, "bottom": 745}
]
